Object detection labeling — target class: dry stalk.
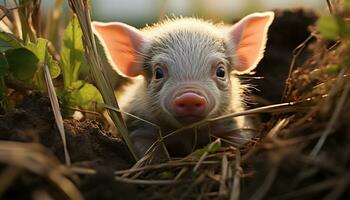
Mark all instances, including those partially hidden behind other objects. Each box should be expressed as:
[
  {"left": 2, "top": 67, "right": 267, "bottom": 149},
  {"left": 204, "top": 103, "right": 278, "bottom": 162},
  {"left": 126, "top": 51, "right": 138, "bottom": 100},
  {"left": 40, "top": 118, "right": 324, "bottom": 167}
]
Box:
[
  {"left": 310, "top": 69, "right": 349, "bottom": 156},
  {"left": 323, "top": 170, "right": 350, "bottom": 200},
  {"left": 248, "top": 164, "right": 279, "bottom": 200},
  {"left": 230, "top": 150, "right": 242, "bottom": 200},
  {"left": 115, "top": 160, "right": 220, "bottom": 176},
  {"left": 218, "top": 154, "right": 229, "bottom": 196},
  {"left": 0, "top": 167, "right": 21, "bottom": 197},
  {"left": 114, "top": 176, "right": 181, "bottom": 185},
  {"left": 43, "top": 43, "right": 71, "bottom": 165},
  {"left": 0, "top": 141, "right": 82, "bottom": 200},
  {"left": 270, "top": 178, "right": 339, "bottom": 200},
  {"left": 67, "top": 0, "right": 138, "bottom": 161},
  {"left": 193, "top": 139, "right": 221, "bottom": 172}
]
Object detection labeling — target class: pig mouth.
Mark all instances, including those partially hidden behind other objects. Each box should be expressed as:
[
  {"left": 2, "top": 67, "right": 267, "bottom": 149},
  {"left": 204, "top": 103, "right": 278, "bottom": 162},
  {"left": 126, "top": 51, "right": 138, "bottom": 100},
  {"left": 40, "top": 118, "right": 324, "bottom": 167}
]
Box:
[{"left": 175, "top": 115, "right": 206, "bottom": 125}]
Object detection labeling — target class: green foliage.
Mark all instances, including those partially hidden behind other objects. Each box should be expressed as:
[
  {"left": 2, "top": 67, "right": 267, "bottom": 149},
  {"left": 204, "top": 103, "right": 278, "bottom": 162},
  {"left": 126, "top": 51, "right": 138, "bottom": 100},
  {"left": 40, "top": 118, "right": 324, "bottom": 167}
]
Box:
[
  {"left": 325, "top": 64, "right": 340, "bottom": 75},
  {"left": 193, "top": 140, "right": 222, "bottom": 157},
  {"left": 317, "top": 16, "right": 350, "bottom": 40},
  {"left": 342, "top": 60, "right": 350, "bottom": 69},
  {"left": 63, "top": 81, "right": 103, "bottom": 109},
  {"left": 317, "top": 16, "right": 339, "bottom": 40},
  {"left": 0, "top": 32, "right": 60, "bottom": 87},
  {"left": 59, "top": 17, "right": 103, "bottom": 109},
  {"left": 317, "top": 4, "right": 350, "bottom": 76},
  {"left": 60, "top": 17, "right": 86, "bottom": 89},
  {"left": 0, "top": 32, "right": 23, "bottom": 51},
  {"left": 25, "top": 39, "right": 61, "bottom": 79},
  {"left": 0, "top": 4, "right": 102, "bottom": 113},
  {"left": 346, "top": 0, "right": 350, "bottom": 9},
  {"left": 5, "top": 48, "right": 39, "bottom": 81},
  {"left": 0, "top": 53, "right": 9, "bottom": 76}
]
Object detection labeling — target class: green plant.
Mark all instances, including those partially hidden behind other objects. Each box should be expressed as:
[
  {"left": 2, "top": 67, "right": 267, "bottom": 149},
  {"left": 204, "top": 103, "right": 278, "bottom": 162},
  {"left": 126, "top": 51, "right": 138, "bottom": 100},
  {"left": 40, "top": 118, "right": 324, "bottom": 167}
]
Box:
[
  {"left": 59, "top": 17, "right": 102, "bottom": 110},
  {"left": 317, "top": 0, "right": 350, "bottom": 73},
  {"left": 0, "top": 2, "right": 102, "bottom": 112}
]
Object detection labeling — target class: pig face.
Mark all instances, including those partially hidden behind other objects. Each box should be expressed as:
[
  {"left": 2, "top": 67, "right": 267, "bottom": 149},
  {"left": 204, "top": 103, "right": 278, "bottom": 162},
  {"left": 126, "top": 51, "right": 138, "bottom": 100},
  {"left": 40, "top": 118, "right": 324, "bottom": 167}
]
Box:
[
  {"left": 92, "top": 12, "right": 274, "bottom": 127},
  {"left": 142, "top": 21, "right": 237, "bottom": 125}
]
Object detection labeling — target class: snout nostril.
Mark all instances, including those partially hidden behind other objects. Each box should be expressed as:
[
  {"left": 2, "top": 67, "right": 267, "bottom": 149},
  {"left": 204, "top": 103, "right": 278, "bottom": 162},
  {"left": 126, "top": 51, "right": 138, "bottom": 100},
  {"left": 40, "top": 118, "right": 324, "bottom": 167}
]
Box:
[{"left": 173, "top": 92, "right": 207, "bottom": 117}]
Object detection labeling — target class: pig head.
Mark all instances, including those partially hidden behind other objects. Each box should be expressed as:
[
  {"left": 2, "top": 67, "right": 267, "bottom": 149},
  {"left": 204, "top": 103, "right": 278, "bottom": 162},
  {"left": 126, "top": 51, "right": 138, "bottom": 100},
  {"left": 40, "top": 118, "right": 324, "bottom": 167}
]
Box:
[{"left": 92, "top": 12, "right": 274, "bottom": 159}]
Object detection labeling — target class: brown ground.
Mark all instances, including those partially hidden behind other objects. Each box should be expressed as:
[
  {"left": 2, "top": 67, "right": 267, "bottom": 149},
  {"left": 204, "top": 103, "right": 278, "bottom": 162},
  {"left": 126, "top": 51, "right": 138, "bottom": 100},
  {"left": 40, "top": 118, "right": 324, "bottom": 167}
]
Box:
[{"left": 0, "top": 93, "right": 135, "bottom": 200}]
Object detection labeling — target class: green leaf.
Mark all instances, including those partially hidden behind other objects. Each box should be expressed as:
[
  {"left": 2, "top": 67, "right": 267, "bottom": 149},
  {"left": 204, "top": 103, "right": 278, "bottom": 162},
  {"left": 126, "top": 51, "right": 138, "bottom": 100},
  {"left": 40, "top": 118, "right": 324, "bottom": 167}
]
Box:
[
  {"left": 193, "top": 140, "right": 222, "bottom": 157},
  {"left": 60, "top": 16, "right": 86, "bottom": 88},
  {"left": 325, "top": 64, "right": 340, "bottom": 75},
  {"left": 5, "top": 48, "right": 39, "bottom": 81},
  {"left": 25, "top": 38, "right": 61, "bottom": 79},
  {"left": 342, "top": 60, "right": 350, "bottom": 69},
  {"left": 317, "top": 16, "right": 339, "bottom": 40},
  {"left": 0, "top": 32, "right": 23, "bottom": 51},
  {"left": 65, "top": 80, "right": 103, "bottom": 108},
  {"left": 49, "top": 60, "right": 61, "bottom": 78},
  {"left": 346, "top": 0, "right": 350, "bottom": 9},
  {"left": 25, "top": 38, "right": 47, "bottom": 62},
  {"left": 0, "top": 53, "right": 9, "bottom": 76}
]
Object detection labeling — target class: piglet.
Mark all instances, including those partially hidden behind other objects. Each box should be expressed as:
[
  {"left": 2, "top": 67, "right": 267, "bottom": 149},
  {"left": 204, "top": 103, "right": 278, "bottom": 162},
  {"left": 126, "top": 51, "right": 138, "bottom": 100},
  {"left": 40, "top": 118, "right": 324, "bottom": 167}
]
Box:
[{"left": 92, "top": 12, "right": 274, "bottom": 160}]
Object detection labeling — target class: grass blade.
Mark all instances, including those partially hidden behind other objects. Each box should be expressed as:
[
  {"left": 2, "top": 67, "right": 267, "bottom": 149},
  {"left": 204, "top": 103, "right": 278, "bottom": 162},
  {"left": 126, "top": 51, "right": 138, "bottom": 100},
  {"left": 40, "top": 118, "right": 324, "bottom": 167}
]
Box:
[
  {"left": 43, "top": 43, "right": 71, "bottom": 165},
  {"left": 68, "top": 0, "right": 138, "bottom": 161}
]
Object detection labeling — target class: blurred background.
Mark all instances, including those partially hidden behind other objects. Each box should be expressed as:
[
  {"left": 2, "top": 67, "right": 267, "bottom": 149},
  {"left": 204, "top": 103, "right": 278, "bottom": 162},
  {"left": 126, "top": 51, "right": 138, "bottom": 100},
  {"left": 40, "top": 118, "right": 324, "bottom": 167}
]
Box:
[{"left": 40, "top": 0, "right": 326, "bottom": 27}]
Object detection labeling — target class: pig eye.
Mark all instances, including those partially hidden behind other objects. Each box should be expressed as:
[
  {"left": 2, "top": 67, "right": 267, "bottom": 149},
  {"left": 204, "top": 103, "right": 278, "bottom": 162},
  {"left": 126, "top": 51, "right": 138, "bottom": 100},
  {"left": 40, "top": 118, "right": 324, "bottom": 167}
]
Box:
[
  {"left": 215, "top": 65, "right": 226, "bottom": 78},
  {"left": 154, "top": 67, "right": 164, "bottom": 79}
]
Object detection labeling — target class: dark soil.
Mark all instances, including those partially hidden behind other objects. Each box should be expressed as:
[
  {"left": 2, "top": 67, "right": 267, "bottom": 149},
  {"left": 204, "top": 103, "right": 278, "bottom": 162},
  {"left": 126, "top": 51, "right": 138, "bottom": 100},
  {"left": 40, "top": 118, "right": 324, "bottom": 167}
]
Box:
[{"left": 0, "top": 92, "right": 136, "bottom": 200}]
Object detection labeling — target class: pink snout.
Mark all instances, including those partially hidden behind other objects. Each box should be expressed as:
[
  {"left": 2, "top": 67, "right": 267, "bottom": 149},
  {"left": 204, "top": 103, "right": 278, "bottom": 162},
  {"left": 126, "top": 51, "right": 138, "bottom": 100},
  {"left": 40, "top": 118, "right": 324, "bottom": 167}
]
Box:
[{"left": 173, "top": 92, "right": 207, "bottom": 119}]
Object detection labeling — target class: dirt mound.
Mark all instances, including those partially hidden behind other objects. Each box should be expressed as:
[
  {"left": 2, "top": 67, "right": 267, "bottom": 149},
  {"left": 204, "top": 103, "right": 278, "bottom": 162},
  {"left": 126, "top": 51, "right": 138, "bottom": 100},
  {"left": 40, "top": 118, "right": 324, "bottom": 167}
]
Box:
[{"left": 0, "top": 93, "right": 135, "bottom": 199}]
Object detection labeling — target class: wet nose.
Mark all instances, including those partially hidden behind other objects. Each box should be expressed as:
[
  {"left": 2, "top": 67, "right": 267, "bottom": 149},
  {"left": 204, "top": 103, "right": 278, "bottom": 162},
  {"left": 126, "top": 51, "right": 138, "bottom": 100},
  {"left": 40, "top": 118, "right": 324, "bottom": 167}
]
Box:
[{"left": 173, "top": 92, "right": 207, "bottom": 117}]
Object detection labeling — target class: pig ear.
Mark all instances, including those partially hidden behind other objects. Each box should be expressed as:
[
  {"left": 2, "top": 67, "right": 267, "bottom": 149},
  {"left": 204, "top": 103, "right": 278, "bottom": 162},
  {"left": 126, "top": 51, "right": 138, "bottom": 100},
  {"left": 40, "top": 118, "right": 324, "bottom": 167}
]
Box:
[
  {"left": 228, "top": 12, "right": 274, "bottom": 73},
  {"left": 92, "top": 22, "right": 145, "bottom": 77}
]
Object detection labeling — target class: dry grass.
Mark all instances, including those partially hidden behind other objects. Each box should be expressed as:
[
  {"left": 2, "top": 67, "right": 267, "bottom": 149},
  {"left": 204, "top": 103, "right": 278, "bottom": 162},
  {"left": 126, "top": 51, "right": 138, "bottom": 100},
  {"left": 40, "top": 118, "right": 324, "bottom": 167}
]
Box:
[{"left": 0, "top": 141, "right": 82, "bottom": 200}]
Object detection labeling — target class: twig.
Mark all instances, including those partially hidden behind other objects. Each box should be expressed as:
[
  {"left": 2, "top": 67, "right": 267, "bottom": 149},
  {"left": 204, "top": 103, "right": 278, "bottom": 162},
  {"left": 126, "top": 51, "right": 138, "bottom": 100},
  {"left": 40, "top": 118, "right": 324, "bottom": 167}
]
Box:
[
  {"left": 323, "top": 170, "right": 350, "bottom": 200},
  {"left": 114, "top": 176, "right": 181, "bottom": 185},
  {"left": 103, "top": 102, "right": 170, "bottom": 161},
  {"left": 230, "top": 150, "right": 242, "bottom": 200},
  {"left": 0, "top": 167, "right": 21, "bottom": 198},
  {"left": 70, "top": 166, "right": 96, "bottom": 175},
  {"left": 326, "top": 0, "right": 334, "bottom": 15},
  {"left": 282, "top": 33, "right": 316, "bottom": 102},
  {"left": 249, "top": 164, "right": 279, "bottom": 200},
  {"left": 0, "top": 141, "right": 82, "bottom": 200},
  {"left": 193, "top": 139, "right": 221, "bottom": 172},
  {"left": 68, "top": 0, "right": 138, "bottom": 161},
  {"left": 43, "top": 43, "right": 71, "bottom": 165},
  {"left": 270, "top": 178, "right": 338, "bottom": 200},
  {"left": 174, "top": 167, "right": 188, "bottom": 181},
  {"left": 218, "top": 154, "right": 229, "bottom": 196},
  {"left": 265, "top": 118, "right": 290, "bottom": 139},
  {"left": 163, "top": 99, "right": 314, "bottom": 143},
  {"left": 114, "top": 160, "right": 220, "bottom": 176},
  {"left": 297, "top": 155, "right": 343, "bottom": 174},
  {"left": 310, "top": 70, "right": 349, "bottom": 157},
  {"left": 180, "top": 173, "right": 206, "bottom": 200}
]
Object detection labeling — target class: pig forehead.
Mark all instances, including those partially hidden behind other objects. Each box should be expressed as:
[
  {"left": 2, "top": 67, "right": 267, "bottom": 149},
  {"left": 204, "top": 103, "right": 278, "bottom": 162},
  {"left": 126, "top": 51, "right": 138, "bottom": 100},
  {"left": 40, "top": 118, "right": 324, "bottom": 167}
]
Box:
[
  {"left": 149, "top": 29, "right": 226, "bottom": 54},
  {"left": 147, "top": 30, "right": 228, "bottom": 73}
]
